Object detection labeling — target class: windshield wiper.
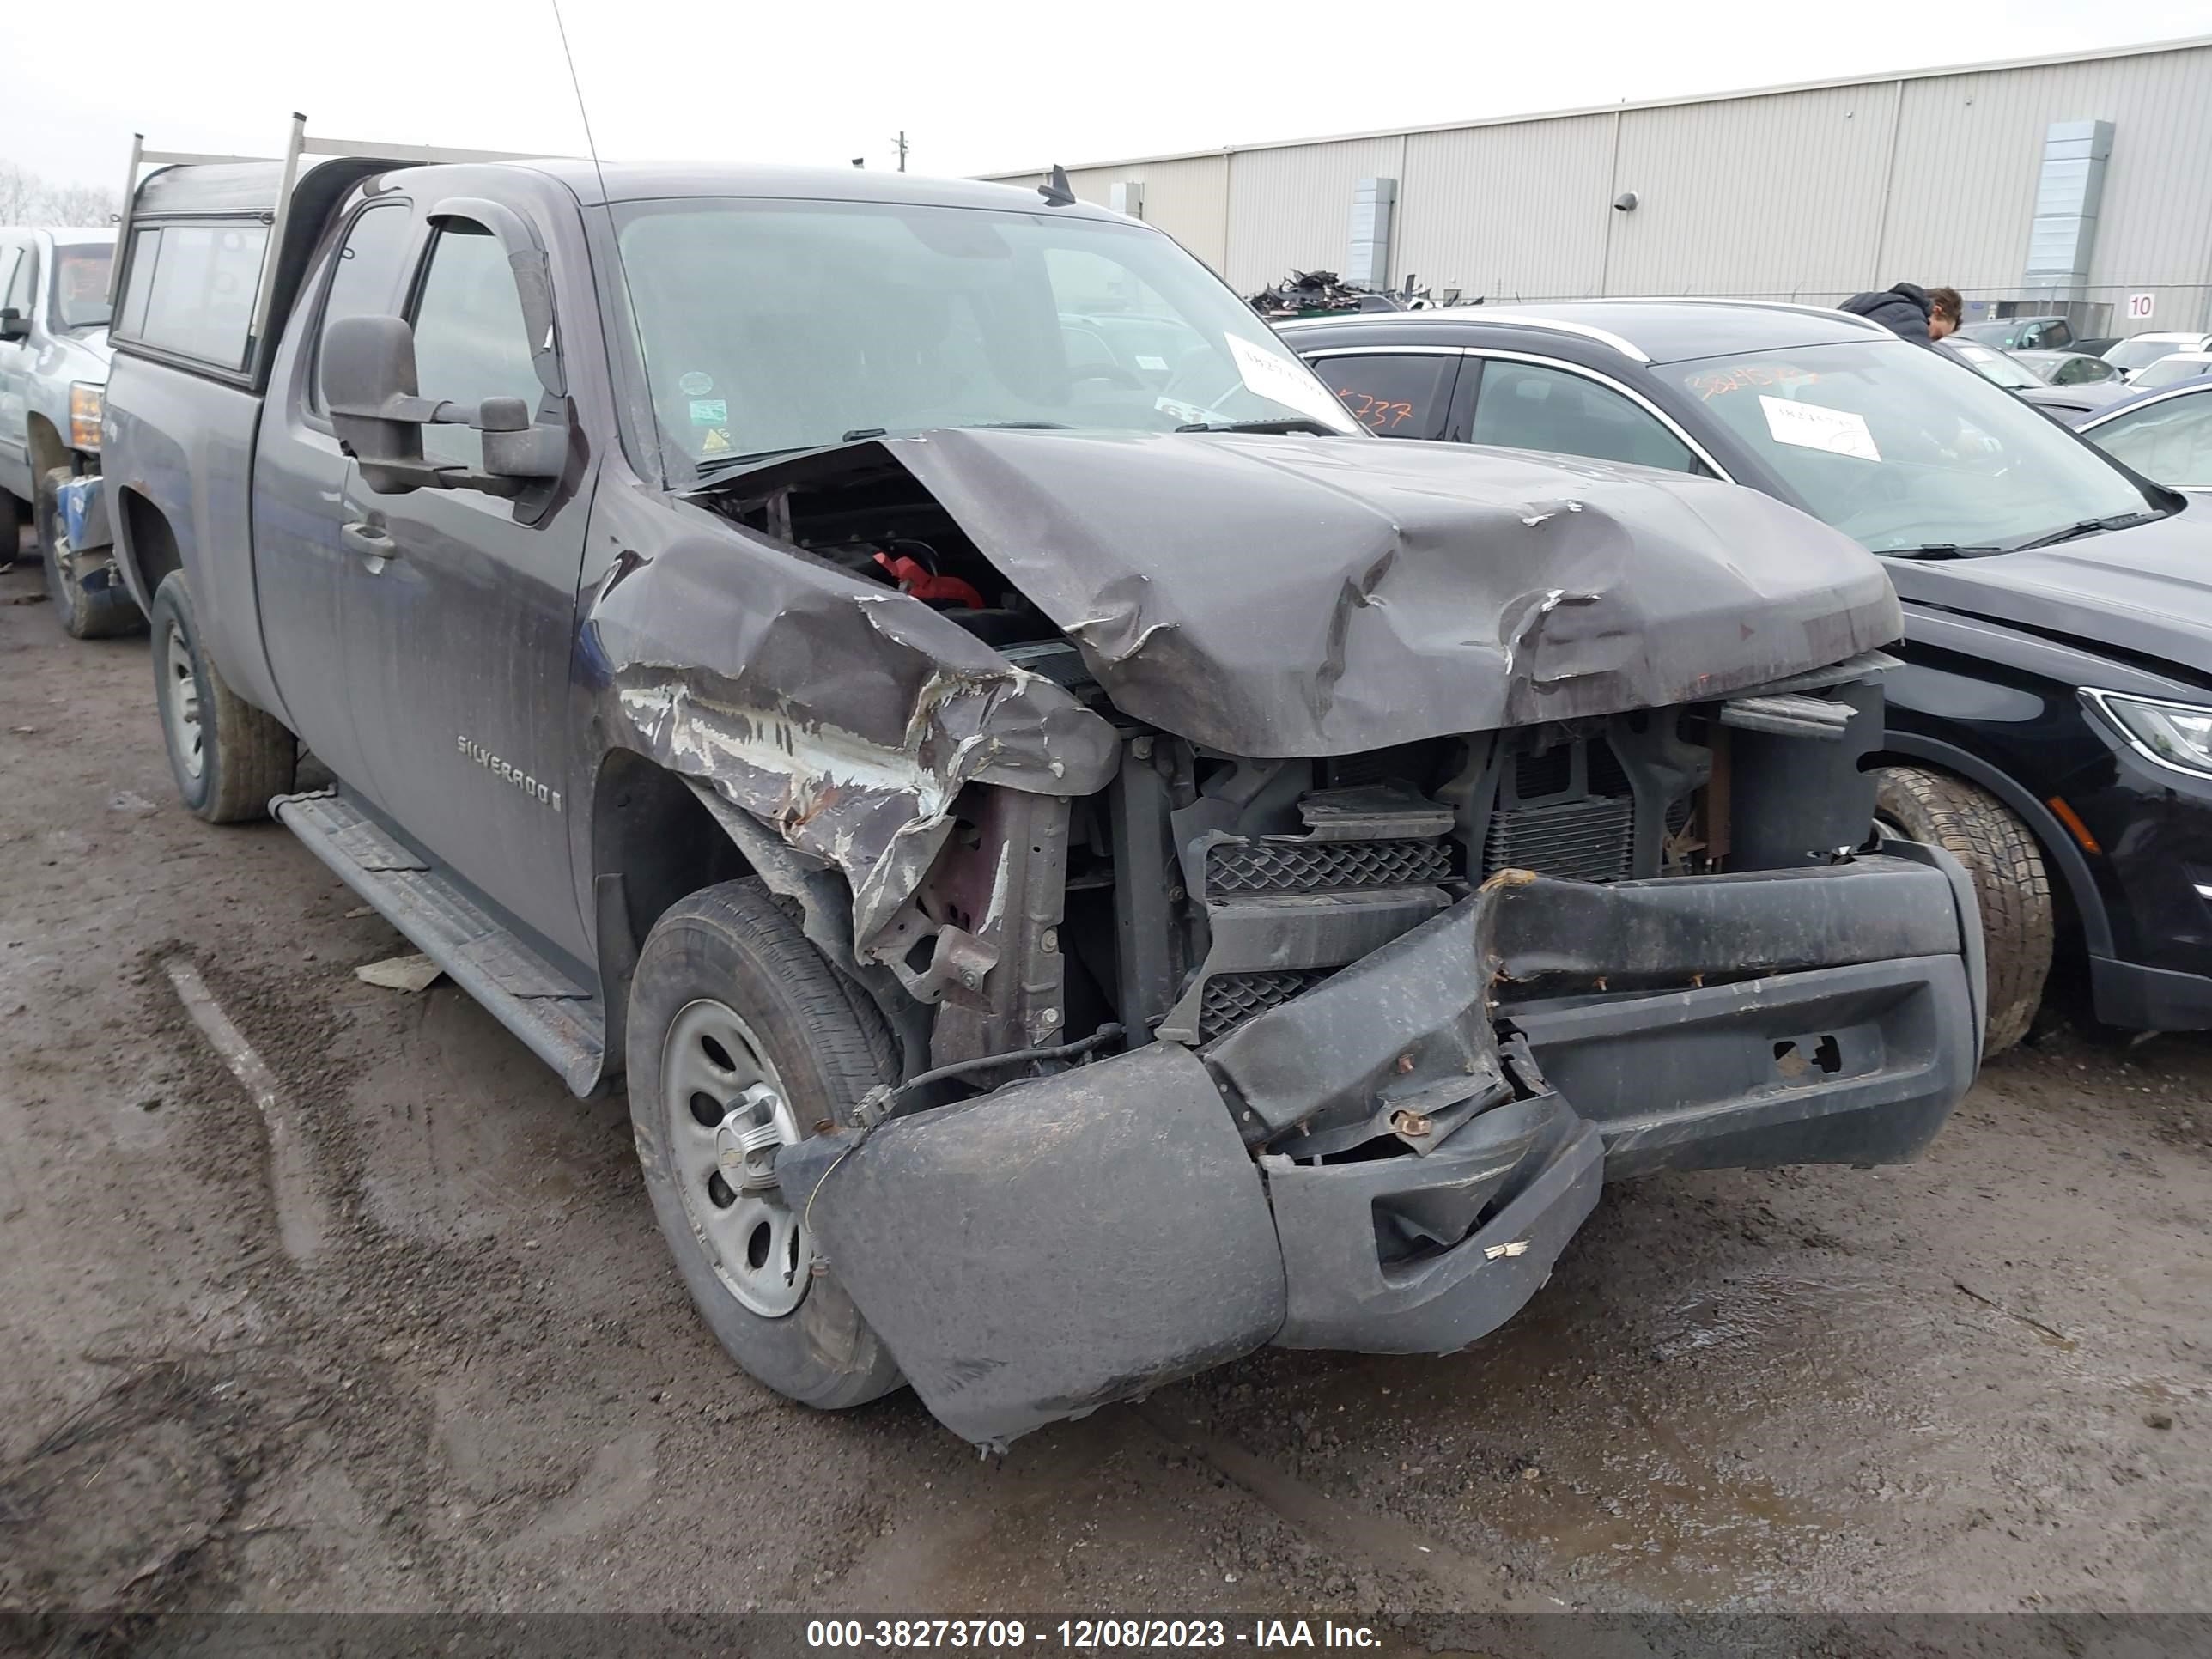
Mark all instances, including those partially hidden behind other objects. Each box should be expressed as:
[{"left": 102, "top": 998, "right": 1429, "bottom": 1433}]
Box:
[
  {"left": 2006, "top": 510, "right": 2165, "bottom": 550},
  {"left": 1877, "top": 543, "right": 2004, "bottom": 560},
  {"left": 1174, "top": 417, "right": 1341, "bottom": 435},
  {"left": 692, "top": 442, "right": 824, "bottom": 477}
]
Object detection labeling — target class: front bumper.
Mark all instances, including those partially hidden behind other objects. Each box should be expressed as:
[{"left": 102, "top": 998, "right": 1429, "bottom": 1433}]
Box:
[
  {"left": 2073, "top": 743, "right": 2212, "bottom": 1030},
  {"left": 780, "top": 847, "right": 1981, "bottom": 1446}
]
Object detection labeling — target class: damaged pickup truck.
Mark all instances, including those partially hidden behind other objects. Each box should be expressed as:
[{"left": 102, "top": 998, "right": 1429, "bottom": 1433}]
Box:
[{"left": 101, "top": 137, "right": 1984, "bottom": 1446}]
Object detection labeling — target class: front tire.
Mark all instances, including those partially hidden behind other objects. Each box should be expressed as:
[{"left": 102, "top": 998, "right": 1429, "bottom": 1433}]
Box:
[
  {"left": 149, "top": 572, "right": 296, "bottom": 823},
  {"left": 38, "top": 466, "right": 143, "bottom": 640},
  {"left": 626, "top": 878, "right": 904, "bottom": 1411},
  {"left": 1875, "top": 765, "right": 2053, "bottom": 1055}
]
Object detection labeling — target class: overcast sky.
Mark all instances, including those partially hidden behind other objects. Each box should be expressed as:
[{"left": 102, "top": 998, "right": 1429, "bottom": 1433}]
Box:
[{"left": 4, "top": 1, "right": 2207, "bottom": 192}]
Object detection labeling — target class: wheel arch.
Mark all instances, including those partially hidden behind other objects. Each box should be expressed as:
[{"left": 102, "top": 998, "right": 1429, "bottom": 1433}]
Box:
[
  {"left": 587, "top": 746, "right": 924, "bottom": 1083},
  {"left": 25, "top": 413, "right": 68, "bottom": 479},
  {"left": 112, "top": 487, "right": 184, "bottom": 617},
  {"left": 1869, "top": 730, "right": 2112, "bottom": 957},
  {"left": 589, "top": 748, "right": 757, "bottom": 1072}
]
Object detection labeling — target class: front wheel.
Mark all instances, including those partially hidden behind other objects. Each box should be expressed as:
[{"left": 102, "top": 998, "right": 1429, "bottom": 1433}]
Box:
[
  {"left": 626, "top": 878, "right": 904, "bottom": 1411},
  {"left": 1874, "top": 765, "right": 2053, "bottom": 1055},
  {"left": 149, "top": 572, "right": 296, "bottom": 823},
  {"left": 38, "top": 466, "right": 144, "bottom": 640}
]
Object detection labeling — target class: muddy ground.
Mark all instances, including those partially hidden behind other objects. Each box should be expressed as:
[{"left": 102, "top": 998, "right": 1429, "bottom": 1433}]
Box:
[{"left": 3, "top": 549, "right": 2209, "bottom": 1641}]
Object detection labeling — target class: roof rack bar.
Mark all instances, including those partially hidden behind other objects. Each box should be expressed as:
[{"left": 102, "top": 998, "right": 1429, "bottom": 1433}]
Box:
[
  {"left": 110, "top": 116, "right": 573, "bottom": 312},
  {"left": 107, "top": 134, "right": 143, "bottom": 303},
  {"left": 301, "top": 134, "right": 555, "bottom": 166},
  {"left": 138, "top": 149, "right": 283, "bottom": 166},
  {"left": 246, "top": 113, "right": 308, "bottom": 354}
]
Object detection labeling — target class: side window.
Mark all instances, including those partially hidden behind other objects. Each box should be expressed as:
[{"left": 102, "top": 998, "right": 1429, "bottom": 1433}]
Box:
[
  {"left": 2089, "top": 398, "right": 2212, "bottom": 490},
  {"left": 1308, "top": 352, "right": 1455, "bottom": 439},
  {"left": 118, "top": 228, "right": 160, "bottom": 339},
  {"left": 135, "top": 222, "right": 270, "bottom": 370},
  {"left": 312, "top": 203, "right": 415, "bottom": 411},
  {"left": 1471, "top": 360, "right": 1701, "bottom": 474},
  {"left": 407, "top": 222, "right": 541, "bottom": 470},
  {"left": 0, "top": 247, "right": 21, "bottom": 319}
]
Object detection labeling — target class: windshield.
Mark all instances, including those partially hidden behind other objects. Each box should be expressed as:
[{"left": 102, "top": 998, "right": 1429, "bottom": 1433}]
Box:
[
  {"left": 2106, "top": 337, "right": 2184, "bottom": 372},
  {"left": 2131, "top": 356, "right": 2212, "bottom": 391},
  {"left": 1950, "top": 342, "right": 2039, "bottom": 389},
  {"left": 611, "top": 198, "right": 1360, "bottom": 480},
  {"left": 1664, "top": 339, "right": 2154, "bottom": 554},
  {"left": 1955, "top": 322, "right": 2021, "bottom": 347},
  {"left": 50, "top": 244, "right": 112, "bottom": 331}
]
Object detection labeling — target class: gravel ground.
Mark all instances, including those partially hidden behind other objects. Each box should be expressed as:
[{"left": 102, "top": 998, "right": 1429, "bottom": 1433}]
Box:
[{"left": 3, "top": 547, "right": 2209, "bottom": 1636}]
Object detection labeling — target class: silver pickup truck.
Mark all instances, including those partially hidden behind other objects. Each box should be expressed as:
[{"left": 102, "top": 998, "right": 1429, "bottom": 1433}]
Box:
[{"left": 0, "top": 227, "right": 140, "bottom": 637}]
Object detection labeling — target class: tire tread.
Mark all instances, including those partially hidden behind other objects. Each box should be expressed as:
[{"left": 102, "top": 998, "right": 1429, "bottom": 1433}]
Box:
[
  {"left": 1876, "top": 764, "right": 2052, "bottom": 1055},
  {"left": 151, "top": 573, "right": 296, "bottom": 823}
]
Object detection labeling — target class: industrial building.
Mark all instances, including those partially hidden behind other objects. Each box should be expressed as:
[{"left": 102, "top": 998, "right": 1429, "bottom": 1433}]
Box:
[{"left": 986, "top": 33, "right": 2212, "bottom": 338}]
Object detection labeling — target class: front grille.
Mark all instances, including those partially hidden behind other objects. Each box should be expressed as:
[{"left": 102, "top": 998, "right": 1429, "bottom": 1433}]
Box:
[
  {"left": 1484, "top": 795, "right": 1634, "bottom": 883},
  {"left": 1325, "top": 739, "right": 1449, "bottom": 791},
  {"left": 1199, "top": 969, "right": 1332, "bottom": 1039},
  {"left": 1206, "top": 838, "right": 1455, "bottom": 896}
]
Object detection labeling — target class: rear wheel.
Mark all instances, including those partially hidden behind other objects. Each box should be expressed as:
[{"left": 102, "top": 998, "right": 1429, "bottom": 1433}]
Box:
[
  {"left": 626, "top": 878, "right": 904, "bottom": 1410},
  {"left": 38, "top": 466, "right": 143, "bottom": 640},
  {"left": 149, "top": 572, "right": 296, "bottom": 823},
  {"left": 1875, "top": 765, "right": 2053, "bottom": 1055}
]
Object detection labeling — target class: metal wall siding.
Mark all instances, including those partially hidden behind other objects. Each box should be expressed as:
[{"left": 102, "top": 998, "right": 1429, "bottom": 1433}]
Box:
[
  {"left": 1224, "top": 136, "right": 1406, "bottom": 292},
  {"left": 1605, "top": 82, "right": 1902, "bottom": 298},
  {"left": 1128, "top": 155, "right": 1233, "bottom": 272},
  {"left": 992, "top": 41, "right": 2211, "bottom": 326},
  {"left": 1879, "top": 47, "right": 2212, "bottom": 301},
  {"left": 1394, "top": 116, "right": 1616, "bottom": 302},
  {"left": 975, "top": 162, "right": 1234, "bottom": 274}
]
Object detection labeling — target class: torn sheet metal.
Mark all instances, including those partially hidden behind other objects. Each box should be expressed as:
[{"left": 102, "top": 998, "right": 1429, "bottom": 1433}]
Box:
[
  {"left": 582, "top": 504, "right": 1117, "bottom": 962},
  {"left": 732, "top": 429, "right": 1903, "bottom": 759}
]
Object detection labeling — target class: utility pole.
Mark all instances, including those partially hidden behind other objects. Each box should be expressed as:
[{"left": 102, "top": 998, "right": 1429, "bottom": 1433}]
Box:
[{"left": 892, "top": 131, "right": 908, "bottom": 173}]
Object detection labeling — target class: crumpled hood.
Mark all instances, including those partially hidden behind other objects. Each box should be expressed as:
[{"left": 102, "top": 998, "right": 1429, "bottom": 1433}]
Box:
[
  {"left": 879, "top": 428, "right": 1902, "bottom": 755},
  {"left": 1887, "top": 511, "right": 2212, "bottom": 686}
]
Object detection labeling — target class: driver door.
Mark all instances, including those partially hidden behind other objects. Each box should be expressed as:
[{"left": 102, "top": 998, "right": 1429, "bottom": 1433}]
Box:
[{"left": 341, "top": 212, "right": 596, "bottom": 963}]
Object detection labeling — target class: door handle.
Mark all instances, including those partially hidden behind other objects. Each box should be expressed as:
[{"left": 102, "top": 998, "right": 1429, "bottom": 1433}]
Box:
[{"left": 341, "top": 520, "right": 397, "bottom": 562}]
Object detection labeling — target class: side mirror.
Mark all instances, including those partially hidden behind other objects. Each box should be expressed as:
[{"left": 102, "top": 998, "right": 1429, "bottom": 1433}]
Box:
[
  {"left": 325, "top": 313, "right": 564, "bottom": 497},
  {"left": 0, "top": 309, "right": 29, "bottom": 343}
]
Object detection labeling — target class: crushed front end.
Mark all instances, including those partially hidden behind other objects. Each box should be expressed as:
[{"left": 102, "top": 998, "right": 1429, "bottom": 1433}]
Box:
[
  {"left": 775, "top": 649, "right": 1982, "bottom": 1447},
  {"left": 645, "top": 431, "right": 1981, "bottom": 1446}
]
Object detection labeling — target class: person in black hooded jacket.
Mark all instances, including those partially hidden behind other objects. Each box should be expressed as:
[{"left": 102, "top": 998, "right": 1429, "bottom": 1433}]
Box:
[{"left": 1838, "top": 282, "right": 1936, "bottom": 345}]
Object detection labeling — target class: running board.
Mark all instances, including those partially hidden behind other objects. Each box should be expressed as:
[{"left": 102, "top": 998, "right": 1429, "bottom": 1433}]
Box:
[{"left": 273, "top": 789, "right": 606, "bottom": 1096}]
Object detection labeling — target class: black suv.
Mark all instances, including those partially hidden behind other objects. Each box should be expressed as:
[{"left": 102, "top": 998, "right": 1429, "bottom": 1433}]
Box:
[{"left": 1286, "top": 301, "right": 2212, "bottom": 1051}]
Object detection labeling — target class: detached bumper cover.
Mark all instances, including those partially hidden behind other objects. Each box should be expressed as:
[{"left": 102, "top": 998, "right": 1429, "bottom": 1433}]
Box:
[
  {"left": 56, "top": 474, "right": 112, "bottom": 553},
  {"left": 780, "top": 848, "right": 1981, "bottom": 1446}
]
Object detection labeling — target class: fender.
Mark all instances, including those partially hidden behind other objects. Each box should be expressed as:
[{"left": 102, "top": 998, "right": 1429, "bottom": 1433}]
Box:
[{"left": 1875, "top": 728, "right": 2112, "bottom": 957}]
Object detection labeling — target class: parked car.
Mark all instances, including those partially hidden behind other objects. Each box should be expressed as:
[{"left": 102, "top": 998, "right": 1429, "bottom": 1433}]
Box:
[
  {"left": 2079, "top": 379, "right": 2212, "bottom": 495},
  {"left": 95, "top": 143, "right": 1979, "bottom": 1448},
  {"left": 2070, "top": 337, "right": 2120, "bottom": 358},
  {"left": 2124, "top": 350, "right": 2212, "bottom": 392},
  {"left": 1957, "top": 315, "right": 2074, "bottom": 351},
  {"left": 0, "top": 228, "right": 139, "bottom": 635},
  {"left": 2104, "top": 331, "right": 2212, "bottom": 380},
  {"left": 1947, "top": 339, "right": 2122, "bottom": 422},
  {"left": 2014, "top": 349, "right": 2127, "bottom": 390},
  {"left": 1285, "top": 301, "right": 2212, "bottom": 1049}
]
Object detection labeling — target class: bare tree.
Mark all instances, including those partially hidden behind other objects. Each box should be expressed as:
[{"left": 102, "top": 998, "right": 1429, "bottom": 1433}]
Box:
[
  {"left": 0, "top": 160, "right": 121, "bottom": 228},
  {"left": 40, "top": 182, "right": 119, "bottom": 228},
  {"left": 0, "top": 161, "right": 39, "bottom": 227}
]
